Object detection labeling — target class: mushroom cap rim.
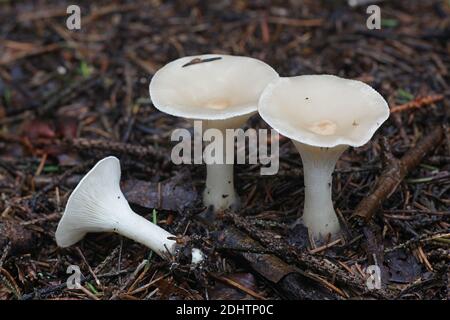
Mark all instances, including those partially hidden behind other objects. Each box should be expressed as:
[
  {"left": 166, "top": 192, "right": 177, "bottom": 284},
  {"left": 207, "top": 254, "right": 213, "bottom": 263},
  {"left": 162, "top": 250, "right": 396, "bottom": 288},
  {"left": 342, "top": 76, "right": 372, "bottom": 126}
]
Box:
[{"left": 258, "top": 75, "right": 390, "bottom": 149}]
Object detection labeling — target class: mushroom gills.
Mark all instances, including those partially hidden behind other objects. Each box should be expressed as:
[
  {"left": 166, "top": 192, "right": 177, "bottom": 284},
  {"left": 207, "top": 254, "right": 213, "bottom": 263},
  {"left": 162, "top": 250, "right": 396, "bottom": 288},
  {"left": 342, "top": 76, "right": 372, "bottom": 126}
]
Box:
[{"left": 55, "top": 156, "right": 204, "bottom": 264}]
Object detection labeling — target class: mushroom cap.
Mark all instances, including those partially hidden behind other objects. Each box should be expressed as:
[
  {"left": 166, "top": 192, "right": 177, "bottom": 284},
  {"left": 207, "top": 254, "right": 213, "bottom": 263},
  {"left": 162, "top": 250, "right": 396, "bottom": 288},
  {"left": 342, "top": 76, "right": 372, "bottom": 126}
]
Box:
[
  {"left": 55, "top": 156, "right": 131, "bottom": 247},
  {"left": 259, "top": 75, "right": 390, "bottom": 148},
  {"left": 149, "top": 54, "right": 279, "bottom": 120}
]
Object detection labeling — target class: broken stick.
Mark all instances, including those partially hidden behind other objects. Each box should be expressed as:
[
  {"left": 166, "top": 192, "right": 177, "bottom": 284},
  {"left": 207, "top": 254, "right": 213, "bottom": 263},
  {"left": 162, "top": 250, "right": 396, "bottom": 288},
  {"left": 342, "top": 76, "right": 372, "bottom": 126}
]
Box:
[
  {"left": 390, "top": 94, "right": 443, "bottom": 114},
  {"left": 213, "top": 227, "right": 338, "bottom": 300},
  {"left": 223, "top": 212, "right": 394, "bottom": 299},
  {"left": 69, "top": 138, "right": 169, "bottom": 162},
  {"left": 353, "top": 126, "right": 445, "bottom": 222}
]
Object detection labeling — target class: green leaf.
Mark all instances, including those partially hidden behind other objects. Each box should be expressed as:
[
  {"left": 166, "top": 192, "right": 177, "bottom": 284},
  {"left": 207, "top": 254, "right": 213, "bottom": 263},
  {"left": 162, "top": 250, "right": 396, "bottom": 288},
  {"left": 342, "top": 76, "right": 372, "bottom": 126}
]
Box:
[
  {"left": 86, "top": 282, "right": 98, "bottom": 295},
  {"left": 79, "top": 61, "right": 92, "bottom": 78},
  {"left": 152, "top": 209, "right": 158, "bottom": 224},
  {"left": 406, "top": 176, "right": 435, "bottom": 184},
  {"left": 381, "top": 18, "right": 398, "bottom": 28},
  {"left": 43, "top": 165, "right": 60, "bottom": 173},
  {"left": 143, "top": 209, "right": 159, "bottom": 265},
  {"left": 396, "top": 88, "right": 414, "bottom": 102},
  {"left": 419, "top": 164, "right": 439, "bottom": 172},
  {"left": 3, "top": 87, "right": 11, "bottom": 107}
]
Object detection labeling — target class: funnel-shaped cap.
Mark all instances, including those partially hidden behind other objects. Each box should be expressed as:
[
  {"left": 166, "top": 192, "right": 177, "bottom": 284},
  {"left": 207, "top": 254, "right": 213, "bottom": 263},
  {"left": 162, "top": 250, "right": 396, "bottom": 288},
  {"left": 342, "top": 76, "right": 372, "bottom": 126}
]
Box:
[
  {"left": 55, "top": 156, "right": 132, "bottom": 247},
  {"left": 259, "top": 75, "right": 390, "bottom": 148},
  {"left": 149, "top": 54, "right": 279, "bottom": 120}
]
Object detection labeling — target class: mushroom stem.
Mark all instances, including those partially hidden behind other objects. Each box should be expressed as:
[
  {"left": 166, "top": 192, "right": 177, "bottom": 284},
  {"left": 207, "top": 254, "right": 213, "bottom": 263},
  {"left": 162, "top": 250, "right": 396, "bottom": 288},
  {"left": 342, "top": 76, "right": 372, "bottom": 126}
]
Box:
[
  {"left": 201, "top": 118, "right": 249, "bottom": 212},
  {"left": 55, "top": 157, "right": 204, "bottom": 264},
  {"left": 115, "top": 209, "right": 177, "bottom": 257},
  {"left": 203, "top": 163, "right": 239, "bottom": 211},
  {"left": 293, "top": 142, "right": 347, "bottom": 240}
]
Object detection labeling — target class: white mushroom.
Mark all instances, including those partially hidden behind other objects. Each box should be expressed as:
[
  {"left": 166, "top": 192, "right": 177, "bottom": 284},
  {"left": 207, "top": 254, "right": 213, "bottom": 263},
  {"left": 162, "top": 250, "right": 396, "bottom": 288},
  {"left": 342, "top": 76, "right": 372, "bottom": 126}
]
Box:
[
  {"left": 259, "top": 75, "right": 389, "bottom": 240},
  {"left": 150, "top": 54, "right": 278, "bottom": 212},
  {"left": 55, "top": 156, "right": 203, "bottom": 264}
]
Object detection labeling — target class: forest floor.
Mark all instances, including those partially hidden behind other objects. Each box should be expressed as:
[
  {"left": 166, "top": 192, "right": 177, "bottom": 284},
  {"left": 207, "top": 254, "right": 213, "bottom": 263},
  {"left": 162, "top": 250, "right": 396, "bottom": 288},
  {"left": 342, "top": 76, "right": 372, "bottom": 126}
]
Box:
[{"left": 0, "top": 0, "right": 449, "bottom": 300}]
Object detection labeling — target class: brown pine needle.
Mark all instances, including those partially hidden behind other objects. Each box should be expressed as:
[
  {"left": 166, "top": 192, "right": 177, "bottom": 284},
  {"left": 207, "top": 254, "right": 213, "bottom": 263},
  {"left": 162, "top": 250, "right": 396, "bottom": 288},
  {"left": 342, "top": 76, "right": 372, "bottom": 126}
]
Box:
[
  {"left": 305, "top": 272, "right": 348, "bottom": 298},
  {"left": 78, "top": 285, "right": 100, "bottom": 300},
  {"left": 417, "top": 246, "right": 433, "bottom": 272},
  {"left": 309, "top": 238, "right": 342, "bottom": 254},
  {"left": 209, "top": 273, "right": 266, "bottom": 300},
  {"left": 391, "top": 94, "right": 443, "bottom": 113}
]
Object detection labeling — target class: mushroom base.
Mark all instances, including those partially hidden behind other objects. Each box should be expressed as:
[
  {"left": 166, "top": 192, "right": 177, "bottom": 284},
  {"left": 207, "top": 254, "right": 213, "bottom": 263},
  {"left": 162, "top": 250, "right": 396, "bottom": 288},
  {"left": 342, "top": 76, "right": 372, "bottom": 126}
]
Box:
[
  {"left": 301, "top": 190, "right": 341, "bottom": 242},
  {"left": 203, "top": 163, "right": 240, "bottom": 212},
  {"left": 294, "top": 142, "right": 347, "bottom": 241}
]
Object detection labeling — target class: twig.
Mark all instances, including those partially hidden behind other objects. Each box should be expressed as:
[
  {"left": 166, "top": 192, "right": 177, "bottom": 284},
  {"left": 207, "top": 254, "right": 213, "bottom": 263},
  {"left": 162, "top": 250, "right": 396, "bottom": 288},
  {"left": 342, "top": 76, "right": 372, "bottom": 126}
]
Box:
[
  {"left": 76, "top": 247, "right": 101, "bottom": 287},
  {"left": 0, "top": 267, "right": 21, "bottom": 299},
  {"left": 69, "top": 138, "right": 168, "bottom": 162},
  {"left": 110, "top": 259, "right": 150, "bottom": 299},
  {"left": 396, "top": 265, "right": 447, "bottom": 298},
  {"left": 20, "top": 269, "right": 132, "bottom": 300},
  {"left": 83, "top": 3, "right": 141, "bottom": 25},
  {"left": 0, "top": 241, "right": 11, "bottom": 269},
  {"left": 353, "top": 127, "right": 445, "bottom": 222},
  {"left": 223, "top": 213, "right": 393, "bottom": 299},
  {"left": 30, "top": 160, "right": 95, "bottom": 209},
  {"left": 93, "top": 245, "right": 121, "bottom": 274},
  {"left": 309, "top": 238, "right": 342, "bottom": 254},
  {"left": 38, "top": 76, "right": 99, "bottom": 115},
  {"left": 17, "top": 8, "right": 67, "bottom": 22},
  {"left": 126, "top": 51, "right": 158, "bottom": 74},
  {"left": 390, "top": 94, "right": 444, "bottom": 113},
  {"left": 77, "top": 285, "right": 100, "bottom": 300},
  {"left": 304, "top": 271, "right": 348, "bottom": 298},
  {"left": 127, "top": 273, "right": 168, "bottom": 296},
  {"left": 0, "top": 43, "right": 61, "bottom": 66},
  {"left": 385, "top": 232, "right": 450, "bottom": 253},
  {"left": 20, "top": 213, "right": 60, "bottom": 226},
  {"left": 214, "top": 227, "right": 338, "bottom": 300},
  {"left": 267, "top": 17, "right": 323, "bottom": 27},
  {"left": 416, "top": 246, "right": 433, "bottom": 272},
  {"left": 208, "top": 273, "right": 266, "bottom": 300},
  {"left": 126, "top": 260, "right": 150, "bottom": 293}
]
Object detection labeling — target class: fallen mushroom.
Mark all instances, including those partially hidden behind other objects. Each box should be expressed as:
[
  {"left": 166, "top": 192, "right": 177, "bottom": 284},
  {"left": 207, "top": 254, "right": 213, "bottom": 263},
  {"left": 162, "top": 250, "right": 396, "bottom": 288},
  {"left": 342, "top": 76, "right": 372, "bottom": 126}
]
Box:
[
  {"left": 149, "top": 54, "right": 278, "bottom": 212},
  {"left": 55, "top": 156, "right": 204, "bottom": 264},
  {"left": 259, "top": 75, "right": 389, "bottom": 240}
]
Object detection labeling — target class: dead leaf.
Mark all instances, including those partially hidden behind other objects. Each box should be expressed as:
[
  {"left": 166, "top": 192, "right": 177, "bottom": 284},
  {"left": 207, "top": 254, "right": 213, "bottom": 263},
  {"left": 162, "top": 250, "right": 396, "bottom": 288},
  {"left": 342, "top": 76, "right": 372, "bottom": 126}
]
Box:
[
  {"left": 385, "top": 249, "right": 422, "bottom": 283},
  {"left": 122, "top": 169, "right": 198, "bottom": 212},
  {"left": 21, "top": 119, "right": 55, "bottom": 140}
]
